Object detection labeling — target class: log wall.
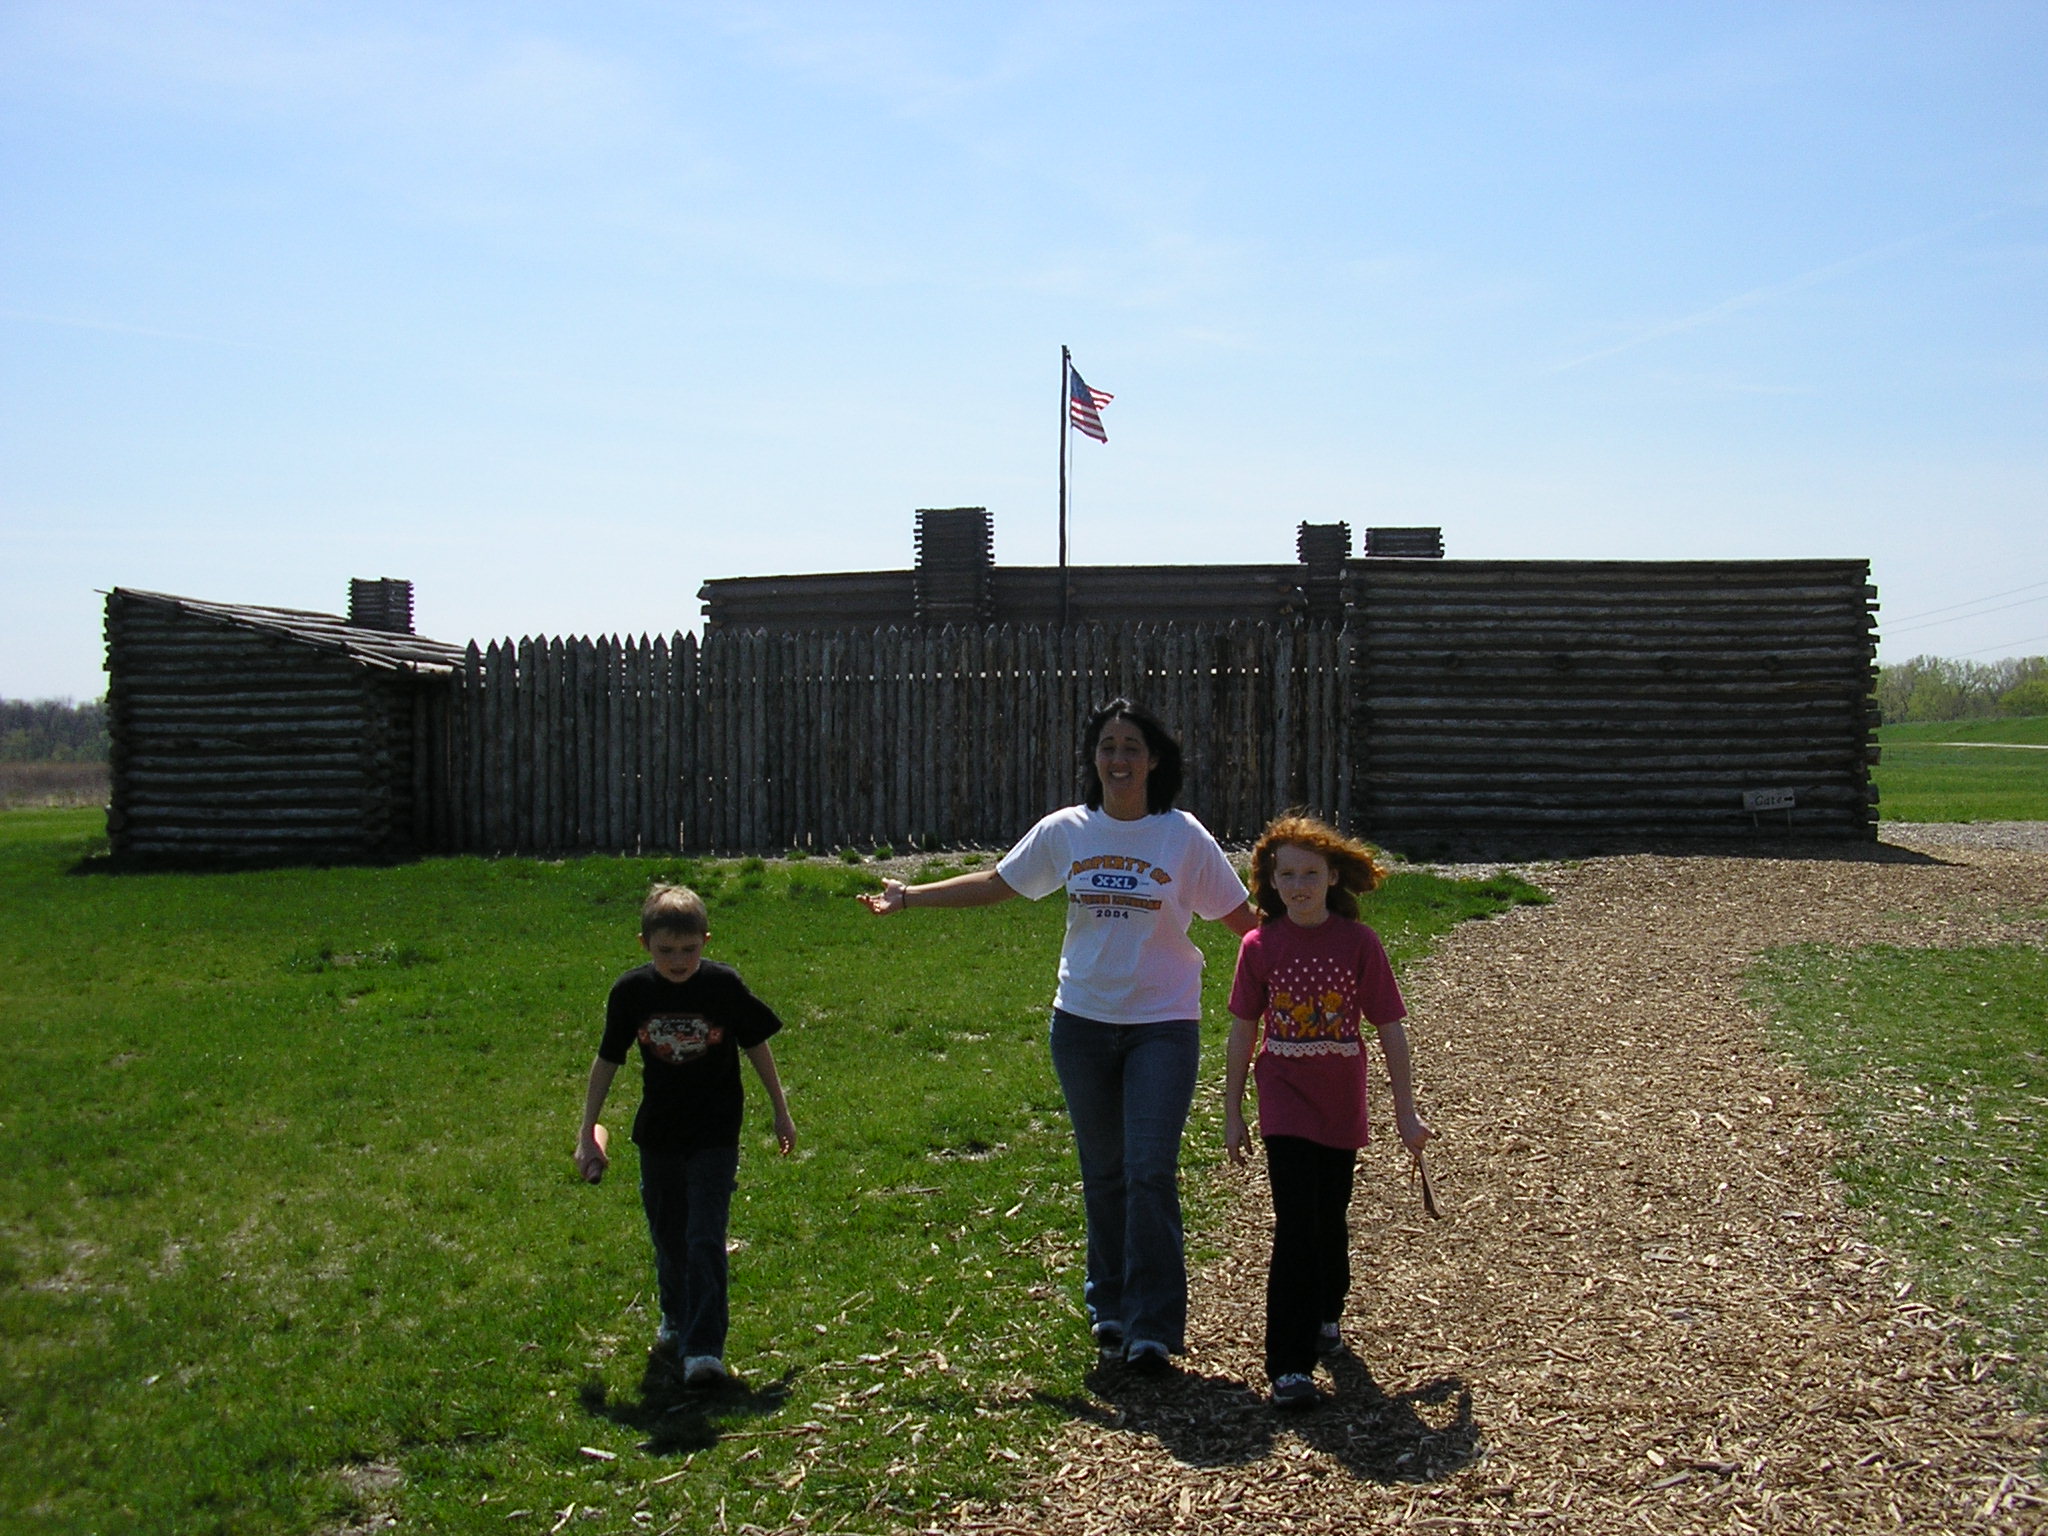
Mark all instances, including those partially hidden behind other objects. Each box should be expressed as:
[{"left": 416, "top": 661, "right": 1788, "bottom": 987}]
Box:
[
  {"left": 1348, "top": 559, "right": 1879, "bottom": 852},
  {"left": 417, "top": 623, "right": 1348, "bottom": 855},
  {"left": 700, "top": 565, "right": 1315, "bottom": 630},
  {"left": 105, "top": 592, "right": 420, "bottom": 861}
]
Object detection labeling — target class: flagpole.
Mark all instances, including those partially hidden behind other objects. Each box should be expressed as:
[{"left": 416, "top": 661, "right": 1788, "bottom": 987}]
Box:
[{"left": 1058, "top": 345, "right": 1071, "bottom": 627}]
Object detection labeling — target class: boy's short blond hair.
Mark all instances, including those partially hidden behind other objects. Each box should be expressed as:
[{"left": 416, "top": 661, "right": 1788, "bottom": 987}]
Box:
[{"left": 641, "top": 883, "right": 709, "bottom": 939}]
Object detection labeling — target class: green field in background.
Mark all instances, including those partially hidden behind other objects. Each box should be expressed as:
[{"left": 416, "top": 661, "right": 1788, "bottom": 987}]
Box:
[{"left": 1875, "top": 717, "right": 2048, "bottom": 822}]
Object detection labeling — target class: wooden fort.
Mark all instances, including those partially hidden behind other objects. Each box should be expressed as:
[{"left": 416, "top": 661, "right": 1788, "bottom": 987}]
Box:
[{"left": 104, "top": 511, "right": 1880, "bottom": 860}]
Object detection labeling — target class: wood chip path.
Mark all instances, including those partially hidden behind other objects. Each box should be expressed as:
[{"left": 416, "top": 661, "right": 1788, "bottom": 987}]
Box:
[{"left": 956, "top": 826, "right": 2048, "bottom": 1535}]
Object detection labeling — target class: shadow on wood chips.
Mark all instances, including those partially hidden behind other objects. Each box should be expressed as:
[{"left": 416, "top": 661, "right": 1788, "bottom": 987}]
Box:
[{"left": 1034, "top": 1348, "right": 1478, "bottom": 1484}]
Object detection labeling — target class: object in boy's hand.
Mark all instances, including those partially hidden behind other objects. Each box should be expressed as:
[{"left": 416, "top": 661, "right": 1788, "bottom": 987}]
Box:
[{"left": 578, "top": 1124, "right": 611, "bottom": 1184}]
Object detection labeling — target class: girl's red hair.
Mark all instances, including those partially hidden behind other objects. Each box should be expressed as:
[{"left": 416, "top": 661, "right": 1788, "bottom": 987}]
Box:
[{"left": 1248, "top": 813, "right": 1388, "bottom": 922}]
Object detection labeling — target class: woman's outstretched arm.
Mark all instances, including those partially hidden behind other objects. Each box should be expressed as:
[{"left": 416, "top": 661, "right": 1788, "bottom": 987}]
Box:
[{"left": 860, "top": 868, "right": 1019, "bottom": 914}]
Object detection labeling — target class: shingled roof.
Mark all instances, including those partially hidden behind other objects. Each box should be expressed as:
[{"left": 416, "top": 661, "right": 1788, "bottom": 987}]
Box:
[{"left": 107, "top": 588, "right": 468, "bottom": 673}]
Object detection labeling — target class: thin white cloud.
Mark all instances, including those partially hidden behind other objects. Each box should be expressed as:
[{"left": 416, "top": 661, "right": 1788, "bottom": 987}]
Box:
[
  {"left": 705, "top": 0, "right": 1117, "bottom": 120},
  {"left": 4, "top": 0, "right": 675, "bottom": 160}
]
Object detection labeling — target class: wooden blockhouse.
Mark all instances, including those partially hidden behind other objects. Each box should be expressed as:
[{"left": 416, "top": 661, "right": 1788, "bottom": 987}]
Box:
[
  {"left": 700, "top": 510, "right": 1880, "bottom": 849},
  {"left": 104, "top": 584, "right": 465, "bottom": 862}
]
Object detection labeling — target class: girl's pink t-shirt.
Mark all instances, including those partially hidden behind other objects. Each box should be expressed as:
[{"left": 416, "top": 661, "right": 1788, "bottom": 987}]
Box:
[{"left": 1228, "top": 915, "right": 1406, "bottom": 1149}]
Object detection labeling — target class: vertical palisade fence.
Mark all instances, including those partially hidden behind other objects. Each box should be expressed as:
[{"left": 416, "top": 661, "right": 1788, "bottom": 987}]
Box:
[{"left": 412, "top": 623, "right": 1349, "bottom": 857}]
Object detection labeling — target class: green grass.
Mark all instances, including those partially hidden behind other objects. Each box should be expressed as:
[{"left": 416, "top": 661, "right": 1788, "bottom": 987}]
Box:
[
  {"left": 1875, "top": 716, "right": 2048, "bottom": 822},
  {"left": 0, "top": 810, "right": 1544, "bottom": 1535},
  {"left": 1749, "top": 944, "right": 2048, "bottom": 1411}
]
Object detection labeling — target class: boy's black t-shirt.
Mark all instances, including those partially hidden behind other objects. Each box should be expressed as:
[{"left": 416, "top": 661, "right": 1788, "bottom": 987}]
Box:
[{"left": 599, "top": 960, "right": 783, "bottom": 1153}]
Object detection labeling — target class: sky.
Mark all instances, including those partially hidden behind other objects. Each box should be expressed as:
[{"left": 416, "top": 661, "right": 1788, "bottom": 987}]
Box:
[{"left": 2, "top": 0, "right": 2044, "bottom": 701}]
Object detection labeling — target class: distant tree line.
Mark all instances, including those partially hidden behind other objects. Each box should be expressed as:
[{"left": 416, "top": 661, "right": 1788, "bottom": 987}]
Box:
[
  {"left": 0, "top": 698, "right": 111, "bottom": 762},
  {"left": 1874, "top": 656, "right": 2048, "bottom": 724}
]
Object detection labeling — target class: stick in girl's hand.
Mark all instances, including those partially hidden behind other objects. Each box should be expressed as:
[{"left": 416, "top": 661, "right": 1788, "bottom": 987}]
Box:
[{"left": 1410, "top": 1145, "right": 1441, "bottom": 1219}]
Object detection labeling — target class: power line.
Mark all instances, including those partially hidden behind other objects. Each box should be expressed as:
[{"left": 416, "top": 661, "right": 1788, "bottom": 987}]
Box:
[
  {"left": 1887, "top": 591, "right": 2048, "bottom": 636},
  {"left": 1885, "top": 576, "right": 2048, "bottom": 626}
]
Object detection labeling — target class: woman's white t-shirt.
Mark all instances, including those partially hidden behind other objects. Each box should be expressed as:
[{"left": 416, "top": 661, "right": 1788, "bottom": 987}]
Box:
[{"left": 997, "top": 806, "right": 1248, "bottom": 1024}]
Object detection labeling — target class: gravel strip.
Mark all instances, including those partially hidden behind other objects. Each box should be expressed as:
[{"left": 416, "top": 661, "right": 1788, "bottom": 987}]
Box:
[
  {"left": 1884, "top": 821, "right": 2048, "bottom": 854},
  {"left": 957, "top": 829, "right": 2048, "bottom": 1536}
]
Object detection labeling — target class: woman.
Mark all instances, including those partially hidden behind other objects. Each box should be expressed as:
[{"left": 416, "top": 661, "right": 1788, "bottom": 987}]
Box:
[{"left": 862, "top": 698, "right": 1256, "bottom": 1373}]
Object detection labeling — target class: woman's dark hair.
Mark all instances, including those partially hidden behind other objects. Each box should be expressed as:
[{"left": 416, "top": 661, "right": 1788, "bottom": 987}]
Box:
[{"left": 1080, "top": 697, "right": 1183, "bottom": 813}]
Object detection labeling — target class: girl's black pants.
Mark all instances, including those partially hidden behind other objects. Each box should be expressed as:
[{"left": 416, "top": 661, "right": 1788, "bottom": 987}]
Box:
[{"left": 1262, "top": 1134, "right": 1357, "bottom": 1380}]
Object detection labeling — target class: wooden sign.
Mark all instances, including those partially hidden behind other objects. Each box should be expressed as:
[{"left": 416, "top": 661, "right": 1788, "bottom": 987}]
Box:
[{"left": 1743, "top": 788, "right": 1797, "bottom": 813}]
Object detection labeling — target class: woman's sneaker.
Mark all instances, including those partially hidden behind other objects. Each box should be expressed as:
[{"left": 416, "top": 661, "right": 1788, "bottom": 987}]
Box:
[
  {"left": 1124, "top": 1340, "right": 1172, "bottom": 1377},
  {"left": 1317, "top": 1322, "right": 1343, "bottom": 1355},
  {"left": 1092, "top": 1322, "right": 1125, "bottom": 1366},
  {"left": 1271, "top": 1373, "right": 1321, "bottom": 1410}
]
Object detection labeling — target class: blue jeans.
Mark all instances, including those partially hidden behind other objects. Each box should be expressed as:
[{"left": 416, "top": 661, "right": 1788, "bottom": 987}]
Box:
[
  {"left": 639, "top": 1143, "right": 740, "bottom": 1359},
  {"left": 1049, "top": 1009, "right": 1201, "bottom": 1353}
]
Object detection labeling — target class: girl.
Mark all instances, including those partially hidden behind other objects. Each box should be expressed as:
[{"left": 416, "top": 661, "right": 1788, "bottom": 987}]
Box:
[
  {"left": 863, "top": 698, "right": 1256, "bottom": 1374},
  {"left": 1224, "top": 813, "right": 1432, "bottom": 1409}
]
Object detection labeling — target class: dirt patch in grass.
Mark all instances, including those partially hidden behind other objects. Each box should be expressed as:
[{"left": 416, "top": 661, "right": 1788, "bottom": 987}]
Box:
[{"left": 970, "top": 831, "right": 2048, "bottom": 1535}]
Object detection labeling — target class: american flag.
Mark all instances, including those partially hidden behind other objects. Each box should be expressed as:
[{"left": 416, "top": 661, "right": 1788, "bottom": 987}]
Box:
[{"left": 1068, "top": 367, "right": 1113, "bottom": 443}]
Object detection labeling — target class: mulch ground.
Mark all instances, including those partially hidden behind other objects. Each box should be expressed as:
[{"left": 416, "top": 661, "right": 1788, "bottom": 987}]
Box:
[{"left": 954, "top": 825, "right": 2048, "bottom": 1535}]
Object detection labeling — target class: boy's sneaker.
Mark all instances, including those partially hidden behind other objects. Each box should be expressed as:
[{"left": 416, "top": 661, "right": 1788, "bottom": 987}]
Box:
[
  {"left": 681, "top": 1355, "right": 729, "bottom": 1387},
  {"left": 1271, "top": 1373, "right": 1321, "bottom": 1410},
  {"left": 1092, "top": 1322, "right": 1124, "bottom": 1365},
  {"left": 1317, "top": 1322, "right": 1343, "bottom": 1355},
  {"left": 1123, "top": 1340, "right": 1172, "bottom": 1377}
]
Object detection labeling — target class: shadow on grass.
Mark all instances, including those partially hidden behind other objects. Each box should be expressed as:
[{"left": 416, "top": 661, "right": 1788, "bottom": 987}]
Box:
[
  {"left": 1033, "top": 1346, "right": 1479, "bottom": 1484},
  {"left": 65, "top": 849, "right": 417, "bottom": 876},
  {"left": 577, "top": 1352, "right": 795, "bottom": 1457}
]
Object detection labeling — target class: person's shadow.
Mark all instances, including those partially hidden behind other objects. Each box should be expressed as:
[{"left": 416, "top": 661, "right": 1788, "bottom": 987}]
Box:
[
  {"left": 1301, "top": 1344, "right": 1478, "bottom": 1483},
  {"left": 1034, "top": 1346, "right": 1479, "bottom": 1484},
  {"left": 578, "top": 1350, "right": 794, "bottom": 1456}
]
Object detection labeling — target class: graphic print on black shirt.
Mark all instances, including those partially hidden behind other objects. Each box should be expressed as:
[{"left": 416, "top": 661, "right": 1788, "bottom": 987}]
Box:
[{"left": 639, "top": 1013, "right": 725, "bottom": 1064}]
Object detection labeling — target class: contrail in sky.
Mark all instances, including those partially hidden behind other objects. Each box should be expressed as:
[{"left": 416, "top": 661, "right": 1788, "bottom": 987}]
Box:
[
  {"left": 0, "top": 308, "right": 297, "bottom": 353},
  {"left": 1547, "top": 197, "right": 2037, "bottom": 375}
]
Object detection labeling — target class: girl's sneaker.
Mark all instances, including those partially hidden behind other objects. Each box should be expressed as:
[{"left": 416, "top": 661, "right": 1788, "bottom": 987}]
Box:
[
  {"left": 1317, "top": 1322, "right": 1343, "bottom": 1354},
  {"left": 1271, "top": 1373, "right": 1321, "bottom": 1410},
  {"left": 1091, "top": 1322, "right": 1125, "bottom": 1365}
]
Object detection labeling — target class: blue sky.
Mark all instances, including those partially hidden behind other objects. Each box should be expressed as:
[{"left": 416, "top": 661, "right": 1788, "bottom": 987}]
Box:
[{"left": 3, "top": 1, "right": 2044, "bottom": 700}]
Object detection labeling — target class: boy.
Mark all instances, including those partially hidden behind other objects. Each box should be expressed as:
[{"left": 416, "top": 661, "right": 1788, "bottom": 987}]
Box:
[{"left": 576, "top": 883, "right": 797, "bottom": 1387}]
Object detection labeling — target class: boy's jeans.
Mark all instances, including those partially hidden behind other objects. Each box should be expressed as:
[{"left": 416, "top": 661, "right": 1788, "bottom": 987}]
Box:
[
  {"left": 639, "top": 1143, "right": 740, "bottom": 1359},
  {"left": 1049, "top": 1010, "right": 1200, "bottom": 1354}
]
